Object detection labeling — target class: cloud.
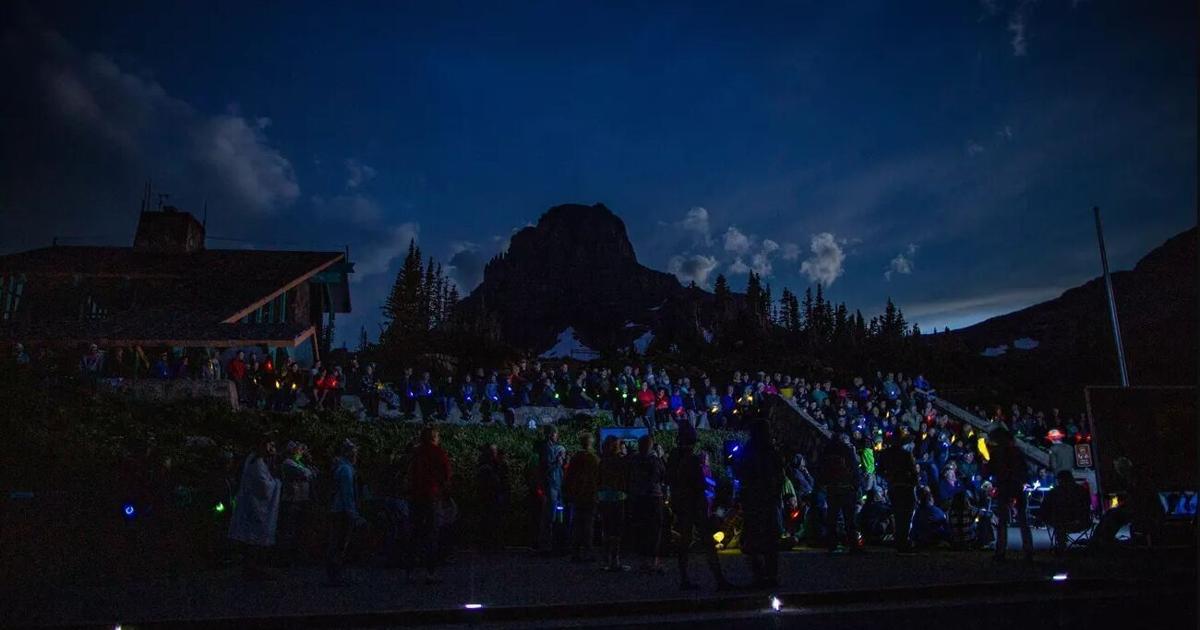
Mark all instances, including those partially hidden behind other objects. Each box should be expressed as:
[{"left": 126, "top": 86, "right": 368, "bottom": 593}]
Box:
[
  {"left": 192, "top": 115, "right": 300, "bottom": 210},
  {"left": 679, "top": 207, "right": 712, "bottom": 247},
  {"left": 966, "top": 141, "right": 985, "bottom": 156},
  {"left": 781, "top": 242, "right": 802, "bottom": 261},
  {"left": 29, "top": 30, "right": 299, "bottom": 216},
  {"left": 727, "top": 258, "right": 751, "bottom": 274},
  {"left": 1008, "top": 11, "right": 1028, "bottom": 56},
  {"left": 761, "top": 239, "right": 780, "bottom": 254},
  {"left": 667, "top": 254, "right": 719, "bottom": 287},
  {"left": 345, "top": 159, "right": 378, "bottom": 189},
  {"left": 884, "top": 243, "right": 918, "bottom": 281},
  {"left": 352, "top": 222, "right": 420, "bottom": 281},
  {"left": 798, "top": 232, "right": 846, "bottom": 286},
  {"left": 904, "top": 286, "right": 1065, "bottom": 329},
  {"left": 445, "top": 241, "right": 486, "bottom": 292},
  {"left": 998, "top": 125, "right": 1014, "bottom": 140},
  {"left": 723, "top": 226, "right": 752, "bottom": 255},
  {"left": 313, "top": 194, "right": 383, "bottom": 227}
]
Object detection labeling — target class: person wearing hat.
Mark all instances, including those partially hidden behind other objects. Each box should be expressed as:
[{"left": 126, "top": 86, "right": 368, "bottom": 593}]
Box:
[
  {"left": 326, "top": 439, "right": 366, "bottom": 585},
  {"left": 1046, "top": 429, "right": 1075, "bottom": 476},
  {"left": 279, "top": 442, "right": 318, "bottom": 563},
  {"left": 666, "top": 424, "right": 731, "bottom": 591}
]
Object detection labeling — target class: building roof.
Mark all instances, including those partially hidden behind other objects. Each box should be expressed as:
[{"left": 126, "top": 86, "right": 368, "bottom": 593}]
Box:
[{"left": 0, "top": 246, "right": 346, "bottom": 346}]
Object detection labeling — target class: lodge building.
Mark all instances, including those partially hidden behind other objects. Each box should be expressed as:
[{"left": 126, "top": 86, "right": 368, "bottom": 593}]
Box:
[{"left": 0, "top": 207, "right": 352, "bottom": 368}]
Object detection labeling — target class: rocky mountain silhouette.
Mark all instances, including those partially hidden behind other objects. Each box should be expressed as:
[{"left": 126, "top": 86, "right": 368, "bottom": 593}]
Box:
[{"left": 458, "top": 203, "right": 722, "bottom": 356}]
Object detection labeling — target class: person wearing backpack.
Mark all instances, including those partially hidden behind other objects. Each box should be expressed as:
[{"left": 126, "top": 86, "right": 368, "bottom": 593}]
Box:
[
  {"left": 877, "top": 432, "right": 919, "bottom": 553},
  {"left": 818, "top": 432, "right": 862, "bottom": 553}
]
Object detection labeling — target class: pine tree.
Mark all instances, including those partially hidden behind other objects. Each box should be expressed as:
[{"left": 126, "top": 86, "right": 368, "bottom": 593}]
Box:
[
  {"left": 744, "top": 272, "right": 763, "bottom": 327},
  {"left": 445, "top": 283, "right": 460, "bottom": 324},
  {"left": 358, "top": 325, "right": 369, "bottom": 352},
  {"left": 381, "top": 239, "right": 424, "bottom": 347},
  {"left": 833, "top": 303, "right": 849, "bottom": 346},
  {"left": 802, "top": 287, "right": 814, "bottom": 332},
  {"left": 714, "top": 274, "right": 731, "bottom": 310},
  {"left": 761, "top": 282, "right": 773, "bottom": 325}
]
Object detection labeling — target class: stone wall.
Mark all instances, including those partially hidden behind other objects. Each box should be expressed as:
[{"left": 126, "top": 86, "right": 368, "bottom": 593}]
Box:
[{"left": 101, "top": 378, "right": 239, "bottom": 409}]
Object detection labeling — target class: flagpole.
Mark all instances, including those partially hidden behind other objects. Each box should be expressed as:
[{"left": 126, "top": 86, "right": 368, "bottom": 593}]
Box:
[{"left": 1092, "top": 206, "right": 1130, "bottom": 387}]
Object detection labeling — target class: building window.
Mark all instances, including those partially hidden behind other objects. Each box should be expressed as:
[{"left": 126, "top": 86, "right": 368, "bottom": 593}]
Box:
[
  {"left": 1, "top": 274, "right": 25, "bottom": 321},
  {"left": 82, "top": 295, "right": 107, "bottom": 320}
]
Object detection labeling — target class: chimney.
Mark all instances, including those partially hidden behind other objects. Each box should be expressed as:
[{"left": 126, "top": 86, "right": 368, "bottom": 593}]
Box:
[{"left": 133, "top": 206, "right": 206, "bottom": 254}]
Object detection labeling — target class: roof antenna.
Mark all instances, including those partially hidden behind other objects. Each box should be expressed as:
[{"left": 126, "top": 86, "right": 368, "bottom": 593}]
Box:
[
  {"left": 202, "top": 199, "right": 209, "bottom": 229},
  {"left": 139, "top": 179, "right": 151, "bottom": 214}
]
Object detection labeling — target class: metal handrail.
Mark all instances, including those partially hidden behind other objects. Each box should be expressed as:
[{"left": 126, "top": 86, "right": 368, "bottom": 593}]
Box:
[{"left": 916, "top": 389, "right": 1050, "bottom": 468}]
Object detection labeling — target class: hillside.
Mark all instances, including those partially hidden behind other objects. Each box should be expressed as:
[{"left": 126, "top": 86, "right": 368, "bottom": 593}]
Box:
[{"left": 943, "top": 227, "right": 1197, "bottom": 404}]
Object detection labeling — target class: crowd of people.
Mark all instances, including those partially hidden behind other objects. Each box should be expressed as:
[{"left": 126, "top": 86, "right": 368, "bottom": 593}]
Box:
[{"left": 11, "top": 340, "right": 1152, "bottom": 582}]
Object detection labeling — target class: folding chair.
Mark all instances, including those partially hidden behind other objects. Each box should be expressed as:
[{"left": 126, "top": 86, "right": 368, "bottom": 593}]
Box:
[{"left": 1049, "top": 518, "right": 1095, "bottom": 551}]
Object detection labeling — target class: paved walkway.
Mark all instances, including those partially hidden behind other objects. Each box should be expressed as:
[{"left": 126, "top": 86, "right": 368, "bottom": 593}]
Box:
[{"left": 4, "top": 538, "right": 1192, "bottom": 627}]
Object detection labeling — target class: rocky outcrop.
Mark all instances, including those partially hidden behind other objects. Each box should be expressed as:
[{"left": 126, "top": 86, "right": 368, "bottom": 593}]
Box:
[{"left": 459, "top": 203, "right": 718, "bottom": 355}]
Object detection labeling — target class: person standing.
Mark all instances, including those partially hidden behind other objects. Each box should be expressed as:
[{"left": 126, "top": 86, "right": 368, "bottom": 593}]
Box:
[
  {"left": 989, "top": 428, "right": 1033, "bottom": 561},
  {"left": 228, "top": 436, "right": 282, "bottom": 580},
  {"left": 564, "top": 433, "right": 600, "bottom": 562},
  {"left": 818, "top": 432, "right": 862, "bottom": 554},
  {"left": 597, "top": 436, "right": 630, "bottom": 572},
  {"left": 360, "top": 363, "right": 380, "bottom": 419},
  {"left": 627, "top": 435, "right": 667, "bottom": 574},
  {"left": 279, "top": 442, "right": 318, "bottom": 564},
  {"left": 667, "top": 426, "right": 731, "bottom": 591},
  {"left": 474, "top": 444, "right": 509, "bottom": 552},
  {"left": 636, "top": 383, "right": 656, "bottom": 431},
  {"left": 734, "top": 420, "right": 785, "bottom": 586},
  {"left": 326, "top": 440, "right": 367, "bottom": 585},
  {"left": 536, "top": 426, "right": 568, "bottom": 554},
  {"left": 877, "top": 433, "right": 919, "bottom": 554},
  {"left": 409, "top": 426, "right": 452, "bottom": 583},
  {"left": 80, "top": 344, "right": 105, "bottom": 384}
]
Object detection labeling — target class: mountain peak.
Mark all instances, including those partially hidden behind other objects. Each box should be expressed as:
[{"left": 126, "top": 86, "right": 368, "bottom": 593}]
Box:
[
  {"left": 505, "top": 203, "right": 638, "bottom": 267},
  {"left": 462, "top": 203, "right": 685, "bottom": 352}
]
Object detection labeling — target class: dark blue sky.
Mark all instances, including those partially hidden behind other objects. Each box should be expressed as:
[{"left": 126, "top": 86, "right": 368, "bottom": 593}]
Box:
[{"left": 1, "top": 1, "right": 1194, "bottom": 343}]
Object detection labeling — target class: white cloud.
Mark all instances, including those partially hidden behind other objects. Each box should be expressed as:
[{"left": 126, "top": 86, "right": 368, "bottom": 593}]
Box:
[
  {"left": 38, "top": 38, "right": 299, "bottom": 215},
  {"left": 446, "top": 242, "right": 485, "bottom": 292},
  {"left": 728, "top": 258, "right": 751, "bottom": 274},
  {"left": 799, "top": 232, "right": 846, "bottom": 286},
  {"left": 667, "top": 254, "right": 719, "bottom": 287},
  {"left": 885, "top": 243, "right": 919, "bottom": 280},
  {"left": 723, "top": 226, "right": 752, "bottom": 254},
  {"left": 761, "top": 239, "right": 780, "bottom": 254},
  {"left": 750, "top": 251, "right": 773, "bottom": 277},
  {"left": 345, "top": 159, "right": 377, "bottom": 189},
  {"left": 904, "top": 286, "right": 1065, "bottom": 328},
  {"left": 352, "top": 222, "right": 420, "bottom": 281},
  {"left": 1008, "top": 6, "right": 1028, "bottom": 56},
  {"left": 679, "top": 207, "right": 712, "bottom": 246}
]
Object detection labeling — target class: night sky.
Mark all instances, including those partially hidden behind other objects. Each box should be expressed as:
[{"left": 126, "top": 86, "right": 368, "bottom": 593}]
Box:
[{"left": 1, "top": 1, "right": 1194, "bottom": 343}]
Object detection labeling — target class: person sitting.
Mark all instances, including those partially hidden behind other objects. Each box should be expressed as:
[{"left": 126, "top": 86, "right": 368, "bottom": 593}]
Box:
[
  {"left": 911, "top": 486, "right": 949, "bottom": 547},
  {"left": 1041, "top": 470, "right": 1092, "bottom": 554},
  {"left": 946, "top": 491, "right": 978, "bottom": 550},
  {"left": 857, "top": 488, "right": 892, "bottom": 544}
]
